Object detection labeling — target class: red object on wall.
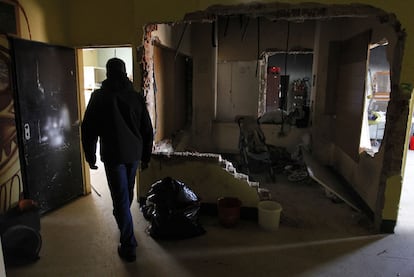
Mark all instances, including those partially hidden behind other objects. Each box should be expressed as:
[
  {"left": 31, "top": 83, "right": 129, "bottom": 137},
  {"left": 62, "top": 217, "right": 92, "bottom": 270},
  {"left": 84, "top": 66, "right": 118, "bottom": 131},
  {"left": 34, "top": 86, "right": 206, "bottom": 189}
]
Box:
[
  {"left": 410, "top": 136, "right": 414, "bottom": 150},
  {"left": 268, "top": 66, "right": 281, "bottom": 74}
]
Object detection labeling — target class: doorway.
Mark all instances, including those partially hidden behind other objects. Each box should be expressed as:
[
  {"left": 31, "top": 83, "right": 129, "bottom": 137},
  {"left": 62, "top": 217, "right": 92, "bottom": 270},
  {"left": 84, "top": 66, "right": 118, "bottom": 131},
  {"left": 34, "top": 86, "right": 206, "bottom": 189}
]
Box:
[
  {"left": 259, "top": 51, "right": 313, "bottom": 127},
  {"left": 79, "top": 46, "right": 133, "bottom": 194}
]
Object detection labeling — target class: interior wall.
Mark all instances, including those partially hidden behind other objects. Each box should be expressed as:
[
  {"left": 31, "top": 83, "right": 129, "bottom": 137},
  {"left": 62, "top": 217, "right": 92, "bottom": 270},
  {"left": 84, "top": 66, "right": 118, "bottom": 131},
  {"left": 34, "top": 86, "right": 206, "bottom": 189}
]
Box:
[
  {"left": 334, "top": 30, "right": 371, "bottom": 162},
  {"left": 312, "top": 17, "right": 399, "bottom": 212},
  {"left": 138, "top": 154, "right": 260, "bottom": 208},
  {"left": 151, "top": 23, "right": 192, "bottom": 56},
  {"left": 82, "top": 50, "right": 98, "bottom": 67},
  {"left": 370, "top": 45, "right": 389, "bottom": 75},
  {"left": 7, "top": 0, "right": 414, "bottom": 231},
  {"left": 81, "top": 48, "right": 133, "bottom": 96},
  {"left": 18, "top": 0, "right": 68, "bottom": 44},
  {"left": 153, "top": 45, "right": 167, "bottom": 141},
  {"left": 153, "top": 44, "right": 188, "bottom": 141},
  {"left": 14, "top": 1, "right": 414, "bottom": 87},
  {"left": 217, "top": 18, "right": 315, "bottom": 61},
  {"left": 211, "top": 17, "right": 315, "bottom": 154},
  {"left": 95, "top": 48, "right": 133, "bottom": 77},
  {"left": 147, "top": 8, "right": 407, "bottom": 223},
  {"left": 216, "top": 60, "right": 259, "bottom": 121},
  {"left": 191, "top": 22, "right": 217, "bottom": 151},
  {"left": 62, "top": 0, "right": 135, "bottom": 47},
  {"left": 268, "top": 53, "right": 313, "bottom": 112},
  {"left": 311, "top": 21, "right": 336, "bottom": 163},
  {"left": 149, "top": 20, "right": 305, "bottom": 153}
]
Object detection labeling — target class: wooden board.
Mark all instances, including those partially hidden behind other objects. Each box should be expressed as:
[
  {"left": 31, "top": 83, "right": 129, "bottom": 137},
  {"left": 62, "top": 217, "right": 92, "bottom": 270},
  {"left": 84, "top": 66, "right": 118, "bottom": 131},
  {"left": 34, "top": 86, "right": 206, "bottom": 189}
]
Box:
[{"left": 302, "top": 150, "right": 361, "bottom": 212}]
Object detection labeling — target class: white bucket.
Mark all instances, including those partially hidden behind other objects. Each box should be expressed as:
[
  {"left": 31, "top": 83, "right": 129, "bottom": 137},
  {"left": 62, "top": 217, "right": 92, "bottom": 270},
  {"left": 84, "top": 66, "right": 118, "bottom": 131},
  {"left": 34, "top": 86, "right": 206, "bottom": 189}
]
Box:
[{"left": 258, "top": 201, "right": 282, "bottom": 231}]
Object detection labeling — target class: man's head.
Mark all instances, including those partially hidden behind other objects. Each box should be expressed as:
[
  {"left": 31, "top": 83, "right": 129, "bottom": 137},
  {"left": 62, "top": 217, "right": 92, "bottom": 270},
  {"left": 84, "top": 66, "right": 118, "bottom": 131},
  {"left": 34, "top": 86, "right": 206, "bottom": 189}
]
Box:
[{"left": 106, "top": 58, "right": 127, "bottom": 79}]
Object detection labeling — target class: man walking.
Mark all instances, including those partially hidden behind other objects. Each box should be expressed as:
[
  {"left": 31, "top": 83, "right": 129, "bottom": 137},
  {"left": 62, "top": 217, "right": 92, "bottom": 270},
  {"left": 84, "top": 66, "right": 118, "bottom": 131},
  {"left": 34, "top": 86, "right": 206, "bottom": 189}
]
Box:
[{"left": 81, "top": 58, "right": 153, "bottom": 262}]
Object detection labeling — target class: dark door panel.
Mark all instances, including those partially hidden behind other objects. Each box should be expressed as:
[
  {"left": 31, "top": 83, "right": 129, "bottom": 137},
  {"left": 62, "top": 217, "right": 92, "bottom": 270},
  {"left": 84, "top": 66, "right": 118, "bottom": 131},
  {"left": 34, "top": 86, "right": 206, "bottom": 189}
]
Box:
[{"left": 10, "top": 37, "right": 83, "bottom": 214}]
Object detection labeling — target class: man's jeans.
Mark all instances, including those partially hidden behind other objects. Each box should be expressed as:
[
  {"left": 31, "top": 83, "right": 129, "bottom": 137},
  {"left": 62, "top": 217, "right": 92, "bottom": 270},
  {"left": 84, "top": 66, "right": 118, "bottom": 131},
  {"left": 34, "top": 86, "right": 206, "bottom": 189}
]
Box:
[{"left": 104, "top": 161, "right": 139, "bottom": 250}]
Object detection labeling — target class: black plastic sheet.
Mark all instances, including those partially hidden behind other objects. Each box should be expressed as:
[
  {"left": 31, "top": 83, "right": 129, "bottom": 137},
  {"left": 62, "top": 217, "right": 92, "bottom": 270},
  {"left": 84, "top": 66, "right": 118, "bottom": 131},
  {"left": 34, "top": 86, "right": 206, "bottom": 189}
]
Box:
[{"left": 141, "top": 177, "right": 206, "bottom": 240}]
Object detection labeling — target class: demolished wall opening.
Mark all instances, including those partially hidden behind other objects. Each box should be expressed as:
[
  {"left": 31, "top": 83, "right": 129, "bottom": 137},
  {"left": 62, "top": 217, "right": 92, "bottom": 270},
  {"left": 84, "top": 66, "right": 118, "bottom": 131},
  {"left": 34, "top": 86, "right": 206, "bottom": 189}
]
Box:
[
  {"left": 360, "top": 41, "right": 390, "bottom": 157},
  {"left": 141, "top": 2, "right": 407, "bottom": 232}
]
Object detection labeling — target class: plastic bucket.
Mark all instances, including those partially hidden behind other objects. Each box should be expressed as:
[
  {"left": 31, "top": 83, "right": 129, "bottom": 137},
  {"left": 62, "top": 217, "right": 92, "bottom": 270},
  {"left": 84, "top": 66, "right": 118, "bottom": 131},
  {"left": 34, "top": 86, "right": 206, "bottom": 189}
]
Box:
[
  {"left": 258, "top": 201, "right": 282, "bottom": 231},
  {"left": 217, "top": 197, "right": 242, "bottom": 228}
]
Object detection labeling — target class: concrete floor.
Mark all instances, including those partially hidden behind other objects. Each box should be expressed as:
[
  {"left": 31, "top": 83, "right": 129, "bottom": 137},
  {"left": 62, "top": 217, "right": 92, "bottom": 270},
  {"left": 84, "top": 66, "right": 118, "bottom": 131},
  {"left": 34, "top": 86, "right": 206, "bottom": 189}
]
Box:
[{"left": 5, "top": 151, "right": 414, "bottom": 277}]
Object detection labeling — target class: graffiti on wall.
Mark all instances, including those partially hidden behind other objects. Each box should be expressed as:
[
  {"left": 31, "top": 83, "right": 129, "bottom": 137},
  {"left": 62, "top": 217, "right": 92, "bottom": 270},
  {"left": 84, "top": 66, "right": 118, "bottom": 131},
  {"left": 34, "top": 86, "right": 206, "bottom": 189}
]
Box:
[{"left": 0, "top": 42, "right": 22, "bottom": 213}]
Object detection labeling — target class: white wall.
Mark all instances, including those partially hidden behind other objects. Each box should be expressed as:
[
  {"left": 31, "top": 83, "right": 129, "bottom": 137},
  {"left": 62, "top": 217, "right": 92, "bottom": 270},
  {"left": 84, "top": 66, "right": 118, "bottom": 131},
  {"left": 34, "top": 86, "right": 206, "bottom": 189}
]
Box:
[
  {"left": 151, "top": 23, "right": 192, "bottom": 56},
  {"left": 216, "top": 61, "right": 259, "bottom": 121},
  {"left": 82, "top": 47, "right": 133, "bottom": 83},
  {"left": 96, "top": 47, "right": 133, "bottom": 79}
]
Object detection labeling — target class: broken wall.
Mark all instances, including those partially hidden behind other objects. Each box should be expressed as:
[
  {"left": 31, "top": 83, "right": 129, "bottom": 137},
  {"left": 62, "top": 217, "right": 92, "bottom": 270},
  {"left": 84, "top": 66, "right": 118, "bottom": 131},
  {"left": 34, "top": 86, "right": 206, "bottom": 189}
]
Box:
[
  {"left": 138, "top": 153, "right": 260, "bottom": 207},
  {"left": 152, "top": 45, "right": 190, "bottom": 141},
  {"left": 151, "top": 23, "right": 192, "bottom": 56},
  {"left": 212, "top": 17, "right": 314, "bottom": 153},
  {"left": 312, "top": 16, "right": 400, "bottom": 211},
  {"left": 143, "top": 23, "right": 194, "bottom": 143}
]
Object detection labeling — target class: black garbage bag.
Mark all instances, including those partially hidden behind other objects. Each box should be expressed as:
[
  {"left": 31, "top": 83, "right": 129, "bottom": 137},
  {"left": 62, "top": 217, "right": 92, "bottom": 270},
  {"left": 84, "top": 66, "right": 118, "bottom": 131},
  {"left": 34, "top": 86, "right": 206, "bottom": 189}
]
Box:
[{"left": 141, "top": 177, "right": 206, "bottom": 240}]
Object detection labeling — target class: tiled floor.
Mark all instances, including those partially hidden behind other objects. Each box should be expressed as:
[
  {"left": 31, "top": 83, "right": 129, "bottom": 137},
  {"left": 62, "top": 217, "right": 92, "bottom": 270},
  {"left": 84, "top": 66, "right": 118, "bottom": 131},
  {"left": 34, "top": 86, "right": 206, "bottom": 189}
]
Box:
[{"left": 4, "top": 151, "right": 414, "bottom": 277}]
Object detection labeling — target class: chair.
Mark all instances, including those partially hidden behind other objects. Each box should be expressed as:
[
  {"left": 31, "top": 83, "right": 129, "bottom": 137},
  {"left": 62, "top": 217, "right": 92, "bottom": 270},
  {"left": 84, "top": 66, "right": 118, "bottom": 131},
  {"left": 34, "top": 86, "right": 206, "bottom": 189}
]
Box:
[{"left": 236, "top": 115, "right": 275, "bottom": 181}]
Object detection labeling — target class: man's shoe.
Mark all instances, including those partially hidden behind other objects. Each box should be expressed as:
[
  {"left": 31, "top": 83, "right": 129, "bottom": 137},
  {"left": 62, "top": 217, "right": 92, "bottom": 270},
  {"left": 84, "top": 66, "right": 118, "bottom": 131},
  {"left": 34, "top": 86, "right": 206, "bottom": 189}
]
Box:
[{"left": 118, "top": 245, "right": 136, "bottom": 262}]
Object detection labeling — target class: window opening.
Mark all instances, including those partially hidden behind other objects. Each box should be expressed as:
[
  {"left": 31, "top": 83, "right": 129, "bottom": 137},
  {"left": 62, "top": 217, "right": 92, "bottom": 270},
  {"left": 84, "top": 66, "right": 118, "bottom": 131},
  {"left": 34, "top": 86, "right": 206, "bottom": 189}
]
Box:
[{"left": 359, "top": 40, "right": 390, "bottom": 156}]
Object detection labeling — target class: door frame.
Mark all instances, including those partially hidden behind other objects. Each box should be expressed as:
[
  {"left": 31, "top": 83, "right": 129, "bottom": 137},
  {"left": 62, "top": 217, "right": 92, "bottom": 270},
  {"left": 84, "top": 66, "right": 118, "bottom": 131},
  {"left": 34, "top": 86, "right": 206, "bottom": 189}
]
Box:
[
  {"left": 76, "top": 45, "right": 134, "bottom": 196},
  {"left": 76, "top": 48, "right": 91, "bottom": 195}
]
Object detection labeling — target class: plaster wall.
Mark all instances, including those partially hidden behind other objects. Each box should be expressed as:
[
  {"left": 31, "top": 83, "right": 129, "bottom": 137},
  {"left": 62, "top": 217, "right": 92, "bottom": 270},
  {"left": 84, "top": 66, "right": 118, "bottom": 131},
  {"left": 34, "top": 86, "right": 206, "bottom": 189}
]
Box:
[
  {"left": 310, "top": 21, "right": 336, "bottom": 164},
  {"left": 218, "top": 18, "right": 315, "bottom": 61},
  {"left": 18, "top": 0, "right": 68, "bottom": 44},
  {"left": 148, "top": 20, "right": 311, "bottom": 154},
  {"left": 216, "top": 60, "right": 259, "bottom": 121},
  {"left": 212, "top": 17, "right": 315, "bottom": 153},
  {"left": 191, "top": 23, "right": 217, "bottom": 151},
  {"left": 151, "top": 23, "right": 192, "bottom": 56},
  {"left": 14, "top": 1, "right": 414, "bottom": 87},
  {"left": 311, "top": 17, "right": 398, "bottom": 211},
  {"left": 138, "top": 153, "right": 260, "bottom": 208},
  {"left": 82, "top": 50, "right": 98, "bottom": 67}
]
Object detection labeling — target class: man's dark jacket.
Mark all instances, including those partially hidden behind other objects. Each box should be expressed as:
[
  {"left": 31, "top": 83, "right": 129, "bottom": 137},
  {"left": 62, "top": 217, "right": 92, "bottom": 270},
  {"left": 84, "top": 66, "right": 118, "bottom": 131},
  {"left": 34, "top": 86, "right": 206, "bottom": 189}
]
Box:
[{"left": 81, "top": 77, "right": 153, "bottom": 166}]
